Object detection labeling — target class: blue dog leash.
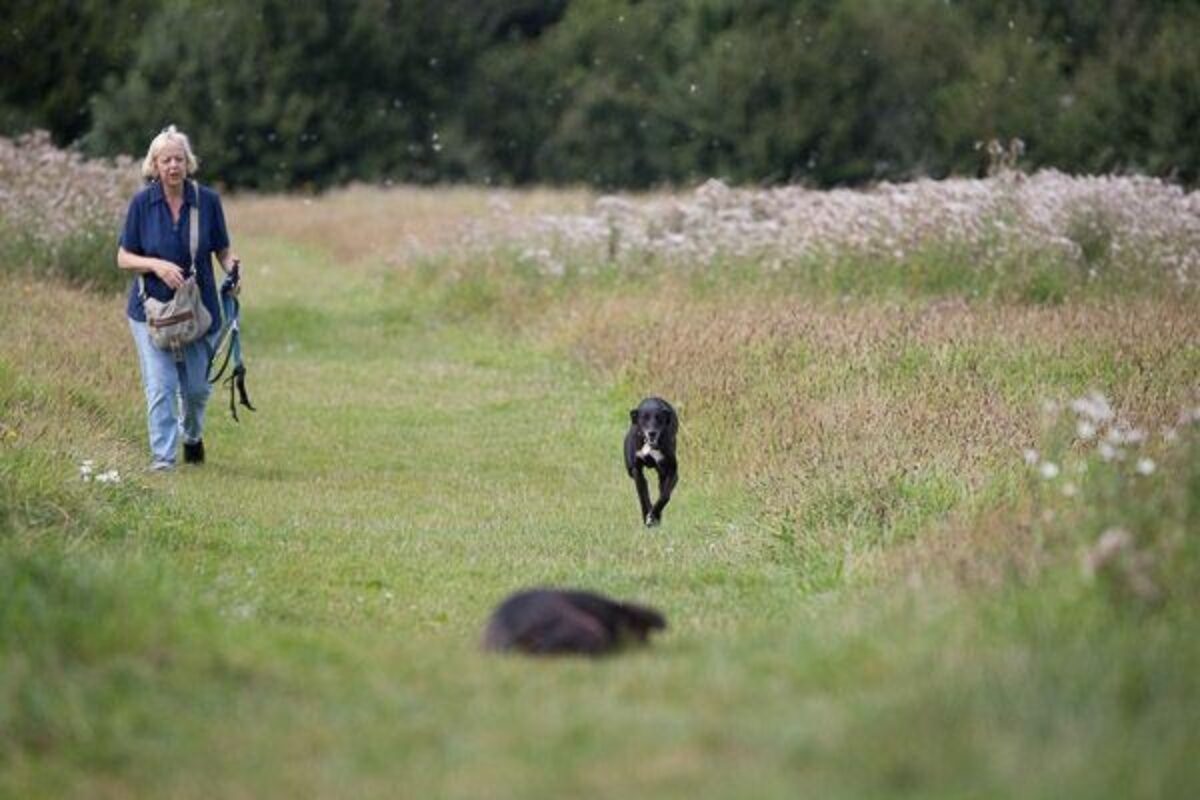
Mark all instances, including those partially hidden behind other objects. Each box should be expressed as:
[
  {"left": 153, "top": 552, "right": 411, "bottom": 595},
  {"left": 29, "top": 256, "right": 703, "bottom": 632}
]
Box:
[{"left": 207, "top": 260, "right": 256, "bottom": 421}]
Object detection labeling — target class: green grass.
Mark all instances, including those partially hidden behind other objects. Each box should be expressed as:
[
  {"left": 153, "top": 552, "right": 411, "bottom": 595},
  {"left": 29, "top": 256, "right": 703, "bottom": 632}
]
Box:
[
  {"left": 0, "top": 221, "right": 127, "bottom": 294},
  {"left": 2, "top": 214, "right": 1198, "bottom": 798}
]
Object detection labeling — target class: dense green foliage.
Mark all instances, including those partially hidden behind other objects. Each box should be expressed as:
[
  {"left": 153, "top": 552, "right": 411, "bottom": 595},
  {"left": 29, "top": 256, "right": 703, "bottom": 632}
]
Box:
[
  {"left": 4, "top": 0, "right": 1199, "bottom": 188},
  {"left": 0, "top": 0, "right": 152, "bottom": 144}
]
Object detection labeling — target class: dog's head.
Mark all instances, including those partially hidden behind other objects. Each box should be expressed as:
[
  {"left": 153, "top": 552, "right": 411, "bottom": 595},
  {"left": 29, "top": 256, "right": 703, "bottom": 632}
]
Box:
[
  {"left": 616, "top": 601, "right": 668, "bottom": 643},
  {"left": 629, "top": 397, "right": 677, "bottom": 447}
]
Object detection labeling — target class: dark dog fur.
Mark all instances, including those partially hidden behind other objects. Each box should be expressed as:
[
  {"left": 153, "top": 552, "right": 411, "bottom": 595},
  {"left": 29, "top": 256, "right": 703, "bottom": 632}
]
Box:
[
  {"left": 624, "top": 397, "right": 679, "bottom": 527},
  {"left": 482, "top": 588, "right": 667, "bottom": 656}
]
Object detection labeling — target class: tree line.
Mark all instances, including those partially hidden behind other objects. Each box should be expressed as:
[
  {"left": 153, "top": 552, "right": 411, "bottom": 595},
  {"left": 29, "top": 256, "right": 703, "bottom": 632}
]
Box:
[{"left": 3, "top": 0, "right": 1197, "bottom": 190}]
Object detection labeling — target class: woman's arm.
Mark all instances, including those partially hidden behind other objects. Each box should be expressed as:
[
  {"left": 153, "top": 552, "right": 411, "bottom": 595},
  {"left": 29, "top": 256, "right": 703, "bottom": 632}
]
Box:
[
  {"left": 215, "top": 248, "right": 239, "bottom": 273},
  {"left": 117, "top": 246, "right": 185, "bottom": 290}
]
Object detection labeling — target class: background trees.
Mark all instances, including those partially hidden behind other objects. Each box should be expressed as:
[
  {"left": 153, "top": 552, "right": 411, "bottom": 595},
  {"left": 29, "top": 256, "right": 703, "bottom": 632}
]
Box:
[{"left": 3, "top": 0, "right": 1197, "bottom": 189}]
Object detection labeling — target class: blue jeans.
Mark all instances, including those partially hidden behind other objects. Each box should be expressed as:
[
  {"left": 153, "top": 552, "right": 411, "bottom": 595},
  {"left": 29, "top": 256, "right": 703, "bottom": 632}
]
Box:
[{"left": 128, "top": 319, "right": 215, "bottom": 464}]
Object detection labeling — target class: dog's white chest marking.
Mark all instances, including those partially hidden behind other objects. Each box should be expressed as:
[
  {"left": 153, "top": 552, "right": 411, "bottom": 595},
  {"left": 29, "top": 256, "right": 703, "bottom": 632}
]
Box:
[{"left": 637, "top": 443, "right": 665, "bottom": 464}]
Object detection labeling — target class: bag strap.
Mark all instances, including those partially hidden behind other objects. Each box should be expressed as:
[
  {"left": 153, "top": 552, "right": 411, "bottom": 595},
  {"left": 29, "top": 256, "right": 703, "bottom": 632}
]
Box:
[
  {"left": 138, "top": 180, "right": 201, "bottom": 299},
  {"left": 188, "top": 179, "right": 200, "bottom": 274}
]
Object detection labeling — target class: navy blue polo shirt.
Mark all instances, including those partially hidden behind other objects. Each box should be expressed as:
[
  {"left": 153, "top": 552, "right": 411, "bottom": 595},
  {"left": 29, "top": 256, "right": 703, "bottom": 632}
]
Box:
[{"left": 120, "top": 180, "right": 230, "bottom": 335}]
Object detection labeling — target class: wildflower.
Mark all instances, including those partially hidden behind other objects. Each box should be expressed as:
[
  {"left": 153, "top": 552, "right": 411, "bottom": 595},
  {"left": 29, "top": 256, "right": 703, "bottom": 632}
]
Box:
[
  {"left": 1061, "top": 481, "right": 1078, "bottom": 498},
  {"left": 79, "top": 460, "right": 95, "bottom": 480},
  {"left": 1022, "top": 448, "right": 1040, "bottom": 465},
  {"left": 463, "top": 165, "right": 1200, "bottom": 284},
  {"left": 1039, "top": 461, "right": 1060, "bottom": 480},
  {"left": 0, "top": 132, "right": 139, "bottom": 257},
  {"left": 1075, "top": 420, "right": 1096, "bottom": 440},
  {"left": 1105, "top": 425, "right": 1145, "bottom": 446},
  {"left": 1070, "top": 392, "right": 1114, "bottom": 425},
  {"left": 1097, "top": 441, "right": 1120, "bottom": 462},
  {"left": 95, "top": 470, "right": 121, "bottom": 484},
  {"left": 1135, "top": 457, "right": 1156, "bottom": 476}
]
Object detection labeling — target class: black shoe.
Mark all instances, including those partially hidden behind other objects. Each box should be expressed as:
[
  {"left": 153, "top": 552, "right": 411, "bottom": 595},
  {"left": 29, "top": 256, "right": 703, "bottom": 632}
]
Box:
[{"left": 183, "top": 439, "right": 205, "bottom": 465}]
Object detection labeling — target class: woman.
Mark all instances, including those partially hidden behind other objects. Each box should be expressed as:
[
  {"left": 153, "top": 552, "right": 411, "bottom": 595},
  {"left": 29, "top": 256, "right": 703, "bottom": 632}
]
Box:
[{"left": 117, "top": 125, "right": 239, "bottom": 471}]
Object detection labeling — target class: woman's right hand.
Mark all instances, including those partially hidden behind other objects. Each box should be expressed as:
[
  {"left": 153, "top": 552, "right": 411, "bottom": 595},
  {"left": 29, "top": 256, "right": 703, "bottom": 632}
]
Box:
[{"left": 153, "top": 260, "right": 185, "bottom": 290}]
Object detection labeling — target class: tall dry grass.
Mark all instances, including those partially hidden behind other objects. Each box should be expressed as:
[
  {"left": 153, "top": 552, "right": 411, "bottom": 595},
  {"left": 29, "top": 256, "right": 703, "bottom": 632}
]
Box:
[
  {"left": 0, "top": 276, "right": 141, "bottom": 469},
  {"left": 525, "top": 286, "right": 1198, "bottom": 585},
  {"left": 227, "top": 184, "right": 592, "bottom": 265}
]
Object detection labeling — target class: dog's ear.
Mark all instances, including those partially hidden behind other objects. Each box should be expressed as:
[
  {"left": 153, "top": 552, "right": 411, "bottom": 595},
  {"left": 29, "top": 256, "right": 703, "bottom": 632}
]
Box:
[{"left": 630, "top": 409, "right": 639, "bottom": 425}]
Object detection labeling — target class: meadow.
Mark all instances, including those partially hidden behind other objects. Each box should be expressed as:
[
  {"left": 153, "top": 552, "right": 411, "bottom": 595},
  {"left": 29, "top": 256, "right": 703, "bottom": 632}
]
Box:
[{"left": 2, "top": 137, "right": 1199, "bottom": 798}]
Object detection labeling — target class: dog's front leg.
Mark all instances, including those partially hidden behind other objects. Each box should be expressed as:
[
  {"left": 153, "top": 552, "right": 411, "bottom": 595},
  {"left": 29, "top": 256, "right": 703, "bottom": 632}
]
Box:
[
  {"left": 649, "top": 466, "right": 677, "bottom": 525},
  {"left": 633, "top": 467, "right": 654, "bottom": 526}
]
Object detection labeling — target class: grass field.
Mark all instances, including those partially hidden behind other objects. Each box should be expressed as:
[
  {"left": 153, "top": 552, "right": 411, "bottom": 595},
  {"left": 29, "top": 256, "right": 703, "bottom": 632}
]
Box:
[{"left": 2, "top": 185, "right": 1199, "bottom": 798}]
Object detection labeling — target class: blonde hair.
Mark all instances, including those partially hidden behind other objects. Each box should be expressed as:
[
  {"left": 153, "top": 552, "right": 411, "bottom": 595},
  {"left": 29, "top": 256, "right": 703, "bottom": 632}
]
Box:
[{"left": 141, "top": 125, "right": 199, "bottom": 180}]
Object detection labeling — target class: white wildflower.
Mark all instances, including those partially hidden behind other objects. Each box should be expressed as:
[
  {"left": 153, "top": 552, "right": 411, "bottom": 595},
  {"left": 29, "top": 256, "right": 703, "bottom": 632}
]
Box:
[
  {"left": 1106, "top": 425, "right": 1146, "bottom": 446},
  {"left": 1022, "top": 448, "right": 1040, "bottom": 466},
  {"left": 1135, "top": 457, "right": 1156, "bottom": 476},
  {"left": 1075, "top": 420, "right": 1096, "bottom": 440},
  {"left": 95, "top": 470, "right": 121, "bottom": 484},
  {"left": 1039, "top": 461, "right": 1060, "bottom": 480},
  {"left": 1097, "top": 442, "right": 1120, "bottom": 462},
  {"left": 1071, "top": 391, "right": 1114, "bottom": 424}
]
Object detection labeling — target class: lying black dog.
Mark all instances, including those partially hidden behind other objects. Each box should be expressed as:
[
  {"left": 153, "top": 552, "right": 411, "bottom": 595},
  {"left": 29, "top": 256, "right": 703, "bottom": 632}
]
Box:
[
  {"left": 482, "top": 588, "right": 666, "bottom": 656},
  {"left": 624, "top": 397, "right": 679, "bottom": 527}
]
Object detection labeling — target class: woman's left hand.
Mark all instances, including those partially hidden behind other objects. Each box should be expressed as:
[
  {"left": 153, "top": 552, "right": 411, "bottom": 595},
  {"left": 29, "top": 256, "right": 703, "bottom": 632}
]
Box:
[{"left": 225, "top": 256, "right": 242, "bottom": 296}]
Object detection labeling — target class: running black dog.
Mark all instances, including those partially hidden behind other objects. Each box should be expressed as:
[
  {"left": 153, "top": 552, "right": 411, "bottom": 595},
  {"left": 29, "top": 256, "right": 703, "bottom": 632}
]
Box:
[
  {"left": 624, "top": 397, "right": 679, "bottom": 527},
  {"left": 482, "top": 588, "right": 667, "bottom": 656}
]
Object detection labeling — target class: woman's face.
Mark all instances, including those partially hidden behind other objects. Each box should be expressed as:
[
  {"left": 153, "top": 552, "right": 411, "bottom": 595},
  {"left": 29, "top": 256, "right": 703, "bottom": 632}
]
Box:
[{"left": 155, "top": 142, "right": 188, "bottom": 189}]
